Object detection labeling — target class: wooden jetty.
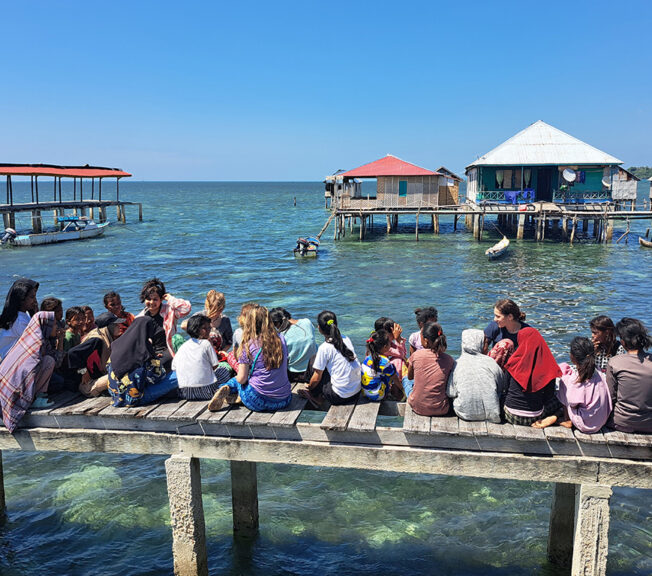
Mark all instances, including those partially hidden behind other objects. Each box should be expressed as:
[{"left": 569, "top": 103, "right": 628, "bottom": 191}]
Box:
[
  {"left": 0, "top": 164, "right": 141, "bottom": 232},
  {"left": 1, "top": 388, "right": 649, "bottom": 576}
]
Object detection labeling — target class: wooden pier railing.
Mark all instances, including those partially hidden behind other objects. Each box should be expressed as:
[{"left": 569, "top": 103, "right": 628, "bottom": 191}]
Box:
[{"left": 1, "top": 388, "right": 650, "bottom": 576}]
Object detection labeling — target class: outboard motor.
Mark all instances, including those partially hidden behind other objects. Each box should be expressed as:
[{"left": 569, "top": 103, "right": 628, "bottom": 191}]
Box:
[
  {"left": 295, "top": 237, "right": 309, "bottom": 256},
  {"left": 1, "top": 228, "right": 17, "bottom": 244}
]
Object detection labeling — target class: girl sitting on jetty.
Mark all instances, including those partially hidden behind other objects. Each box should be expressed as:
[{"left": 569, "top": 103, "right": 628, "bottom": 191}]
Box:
[
  {"left": 103, "top": 291, "right": 135, "bottom": 336},
  {"left": 181, "top": 290, "right": 233, "bottom": 352},
  {"left": 555, "top": 337, "right": 612, "bottom": 433},
  {"left": 502, "top": 327, "right": 562, "bottom": 427},
  {"left": 301, "top": 311, "right": 361, "bottom": 407},
  {"left": 208, "top": 305, "right": 292, "bottom": 412},
  {"left": 0, "top": 278, "right": 39, "bottom": 362},
  {"left": 606, "top": 318, "right": 652, "bottom": 434},
  {"left": 375, "top": 317, "right": 408, "bottom": 378},
  {"left": 63, "top": 306, "right": 85, "bottom": 352},
  {"left": 0, "top": 311, "right": 60, "bottom": 429},
  {"left": 446, "top": 329, "right": 505, "bottom": 423},
  {"left": 269, "top": 307, "right": 317, "bottom": 383},
  {"left": 409, "top": 307, "right": 438, "bottom": 354},
  {"left": 590, "top": 315, "right": 626, "bottom": 372},
  {"left": 483, "top": 299, "right": 529, "bottom": 354},
  {"left": 136, "top": 278, "right": 191, "bottom": 365},
  {"left": 106, "top": 316, "right": 178, "bottom": 407},
  {"left": 173, "top": 314, "right": 232, "bottom": 401},
  {"left": 360, "top": 329, "right": 400, "bottom": 401},
  {"left": 405, "top": 322, "right": 454, "bottom": 416}
]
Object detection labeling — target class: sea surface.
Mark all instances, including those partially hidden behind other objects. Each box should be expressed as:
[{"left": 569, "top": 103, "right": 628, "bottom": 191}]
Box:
[{"left": 1, "top": 181, "right": 651, "bottom": 575}]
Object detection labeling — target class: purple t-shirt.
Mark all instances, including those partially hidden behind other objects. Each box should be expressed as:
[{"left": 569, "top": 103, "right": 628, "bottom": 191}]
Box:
[{"left": 238, "top": 334, "right": 291, "bottom": 399}]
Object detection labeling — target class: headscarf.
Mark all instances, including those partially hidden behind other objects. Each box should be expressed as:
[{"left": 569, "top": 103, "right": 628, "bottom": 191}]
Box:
[
  {"left": 0, "top": 311, "right": 53, "bottom": 432},
  {"left": 0, "top": 278, "right": 39, "bottom": 329},
  {"left": 489, "top": 338, "right": 515, "bottom": 368},
  {"left": 504, "top": 327, "right": 562, "bottom": 393},
  {"left": 109, "top": 316, "right": 158, "bottom": 379}
]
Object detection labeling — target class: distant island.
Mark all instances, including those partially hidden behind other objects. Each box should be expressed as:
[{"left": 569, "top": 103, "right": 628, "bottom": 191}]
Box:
[{"left": 628, "top": 166, "right": 652, "bottom": 179}]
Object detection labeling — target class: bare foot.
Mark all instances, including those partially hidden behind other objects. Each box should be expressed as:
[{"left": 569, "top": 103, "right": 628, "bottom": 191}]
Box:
[
  {"left": 532, "top": 415, "right": 558, "bottom": 429},
  {"left": 298, "top": 388, "right": 322, "bottom": 409},
  {"left": 208, "top": 386, "right": 230, "bottom": 412},
  {"left": 560, "top": 419, "right": 573, "bottom": 429}
]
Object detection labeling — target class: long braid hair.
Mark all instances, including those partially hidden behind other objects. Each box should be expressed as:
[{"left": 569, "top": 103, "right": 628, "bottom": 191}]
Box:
[
  {"left": 240, "top": 304, "right": 283, "bottom": 370},
  {"left": 570, "top": 337, "right": 597, "bottom": 383},
  {"left": 366, "top": 329, "right": 390, "bottom": 371},
  {"left": 317, "top": 310, "right": 355, "bottom": 362}
]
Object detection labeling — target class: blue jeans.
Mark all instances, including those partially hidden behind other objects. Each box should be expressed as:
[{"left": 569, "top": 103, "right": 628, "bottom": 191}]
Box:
[
  {"left": 140, "top": 371, "right": 179, "bottom": 404},
  {"left": 221, "top": 377, "right": 292, "bottom": 412},
  {"left": 402, "top": 376, "right": 414, "bottom": 399}
]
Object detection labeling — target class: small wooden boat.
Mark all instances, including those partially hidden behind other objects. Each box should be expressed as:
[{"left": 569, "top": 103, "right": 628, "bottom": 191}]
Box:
[
  {"left": 1, "top": 216, "right": 109, "bottom": 247},
  {"left": 294, "top": 236, "right": 319, "bottom": 257},
  {"left": 485, "top": 236, "right": 510, "bottom": 259},
  {"left": 639, "top": 237, "right": 652, "bottom": 248}
]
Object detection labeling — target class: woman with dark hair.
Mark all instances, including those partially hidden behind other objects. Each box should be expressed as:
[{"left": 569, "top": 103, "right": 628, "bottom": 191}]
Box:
[
  {"left": 589, "top": 315, "right": 626, "bottom": 372},
  {"left": 269, "top": 307, "right": 316, "bottom": 382},
  {"left": 106, "top": 316, "right": 178, "bottom": 407},
  {"left": 301, "top": 310, "right": 361, "bottom": 407},
  {"left": 483, "top": 298, "right": 529, "bottom": 354},
  {"left": 606, "top": 318, "right": 652, "bottom": 434},
  {"left": 406, "top": 322, "right": 454, "bottom": 416},
  {"left": 136, "top": 278, "right": 191, "bottom": 365},
  {"left": 502, "top": 327, "right": 562, "bottom": 428},
  {"left": 0, "top": 278, "right": 39, "bottom": 361},
  {"left": 556, "top": 337, "right": 612, "bottom": 433},
  {"left": 0, "top": 311, "right": 59, "bottom": 431},
  {"left": 409, "top": 307, "right": 438, "bottom": 354}
]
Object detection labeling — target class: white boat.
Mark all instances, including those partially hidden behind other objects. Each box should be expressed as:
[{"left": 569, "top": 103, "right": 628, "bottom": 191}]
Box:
[
  {"left": 485, "top": 236, "right": 510, "bottom": 259},
  {"left": 1, "top": 217, "right": 109, "bottom": 247}
]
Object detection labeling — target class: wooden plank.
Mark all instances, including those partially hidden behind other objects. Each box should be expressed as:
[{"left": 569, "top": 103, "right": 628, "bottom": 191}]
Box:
[
  {"left": 146, "top": 400, "right": 187, "bottom": 421},
  {"left": 267, "top": 387, "right": 308, "bottom": 429},
  {"left": 602, "top": 429, "right": 652, "bottom": 460},
  {"left": 544, "top": 426, "right": 581, "bottom": 456},
  {"left": 403, "top": 403, "right": 430, "bottom": 435},
  {"left": 85, "top": 396, "right": 113, "bottom": 415},
  {"left": 245, "top": 410, "right": 277, "bottom": 440},
  {"left": 429, "top": 416, "right": 459, "bottom": 435},
  {"left": 99, "top": 402, "right": 160, "bottom": 419},
  {"left": 220, "top": 404, "right": 252, "bottom": 426},
  {"left": 458, "top": 419, "right": 487, "bottom": 437},
  {"left": 320, "top": 403, "right": 356, "bottom": 431},
  {"left": 347, "top": 398, "right": 380, "bottom": 432},
  {"left": 171, "top": 401, "right": 208, "bottom": 421},
  {"left": 574, "top": 430, "right": 611, "bottom": 458},
  {"left": 52, "top": 395, "right": 103, "bottom": 416}
]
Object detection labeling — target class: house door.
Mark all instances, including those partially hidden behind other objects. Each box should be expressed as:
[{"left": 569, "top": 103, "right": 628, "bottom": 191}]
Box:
[{"left": 536, "top": 168, "right": 555, "bottom": 202}]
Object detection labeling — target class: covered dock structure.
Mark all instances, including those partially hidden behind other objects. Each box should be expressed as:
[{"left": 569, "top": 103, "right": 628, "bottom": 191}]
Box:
[{"left": 0, "top": 163, "right": 140, "bottom": 232}]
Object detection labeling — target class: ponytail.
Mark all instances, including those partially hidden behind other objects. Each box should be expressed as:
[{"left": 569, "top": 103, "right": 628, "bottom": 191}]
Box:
[
  {"left": 366, "top": 330, "right": 390, "bottom": 371},
  {"left": 318, "top": 310, "right": 355, "bottom": 362},
  {"left": 495, "top": 298, "right": 526, "bottom": 322},
  {"left": 422, "top": 322, "right": 447, "bottom": 354},
  {"left": 570, "top": 337, "right": 596, "bottom": 383},
  {"left": 616, "top": 318, "right": 652, "bottom": 352}
]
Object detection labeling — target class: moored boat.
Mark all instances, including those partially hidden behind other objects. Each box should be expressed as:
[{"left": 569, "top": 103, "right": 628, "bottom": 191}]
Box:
[
  {"left": 485, "top": 236, "right": 510, "bottom": 259},
  {"left": 639, "top": 237, "right": 652, "bottom": 248},
  {"left": 294, "top": 236, "right": 319, "bottom": 257},
  {"left": 1, "top": 216, "right": 109, "bottom": 247}
]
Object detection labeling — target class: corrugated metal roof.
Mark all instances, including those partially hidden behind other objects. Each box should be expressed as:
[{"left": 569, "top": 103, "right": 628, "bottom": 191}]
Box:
[
  {"left": 466, "top": 120, "right": 622, "bottom": 170},
  {"left": 340, "top": 155, "right": 440, "bottom": 178},
  {"left": 0, "top": 164, "right": 131, "bottom": 178}
]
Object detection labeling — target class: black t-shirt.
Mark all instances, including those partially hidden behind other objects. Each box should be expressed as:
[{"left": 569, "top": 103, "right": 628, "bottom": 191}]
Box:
[{"left": 504, "top": 375, "right": 555, "bottom": 414}]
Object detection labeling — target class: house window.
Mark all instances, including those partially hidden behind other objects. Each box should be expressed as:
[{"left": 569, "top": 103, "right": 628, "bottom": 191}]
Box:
[{"left": 399, "top": 180, "right": 407, "bottom": 197}]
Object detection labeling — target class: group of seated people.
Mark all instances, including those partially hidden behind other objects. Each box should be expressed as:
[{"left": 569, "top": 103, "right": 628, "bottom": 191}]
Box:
[{"left": 0, "top": 278, "right": 649, "bottom": 438}]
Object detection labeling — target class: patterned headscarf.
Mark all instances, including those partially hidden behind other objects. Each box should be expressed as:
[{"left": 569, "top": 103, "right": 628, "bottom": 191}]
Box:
[{"left": 489, "top": 338, "right": 515, "bottom": 368}]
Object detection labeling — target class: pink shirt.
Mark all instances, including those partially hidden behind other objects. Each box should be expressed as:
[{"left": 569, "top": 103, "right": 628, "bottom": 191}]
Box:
[
  {"left": 408, "top": 349, "right": 455, "bottom": 416},
  {"left": 137, "top": 295, "right": 191, "bottom": 356}
]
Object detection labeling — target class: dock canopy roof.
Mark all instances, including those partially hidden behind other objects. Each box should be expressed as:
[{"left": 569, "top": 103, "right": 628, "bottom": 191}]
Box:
[
  {"left": 466, "top": 120, "right": 622, "bottom": 170},
  {"left": 340, "top": 155, "right": 440, "bottom": 178},
  {"left": 0, "top": 164, "right": 131, "bottom": 178}
]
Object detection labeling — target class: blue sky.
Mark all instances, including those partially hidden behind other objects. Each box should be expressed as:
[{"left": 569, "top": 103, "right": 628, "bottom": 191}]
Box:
[{"left": 1, "top": 1, "right": 650, "bottom": 180}]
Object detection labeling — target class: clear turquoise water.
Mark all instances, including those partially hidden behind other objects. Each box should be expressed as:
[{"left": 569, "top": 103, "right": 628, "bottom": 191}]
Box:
[{"left": 1, "top": 181, "right": 651, "bottom": 575}]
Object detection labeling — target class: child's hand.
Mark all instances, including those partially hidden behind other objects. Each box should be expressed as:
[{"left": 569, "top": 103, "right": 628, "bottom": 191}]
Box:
[
  {"left": 163, "top": 293, "right": 171, "bottom": 301},
  {"left": 393, "top": 323, "right": 403, "bottom": 339}
]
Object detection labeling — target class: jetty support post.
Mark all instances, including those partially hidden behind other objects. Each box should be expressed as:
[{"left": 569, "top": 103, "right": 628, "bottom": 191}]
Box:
[
  {"left": 472, "top": 214, "right": 479, "bottom": 240},
  {"left": 517, "top": 213, "right": 525, "bottom": 240},
  {"left": 433, "top": 214, "right": 440, "bottom": 234},
  {"left": 230, "top": 460, "right": 259, "bottom": 538},
  {"left": 138, "top": 203, "right": 143, "bottom": 221},
  {"left": 605, "top": 218, "right": 614, "bottom": 243},
  {"left": 99, "top": 206, "right": 107, "bottom": 223},
  {"left": 415, "top": 212, "right": 420, "bottom": 241},
  {"left": 547, "top": 482, "right": 576, "bottom": 568},
  {"left": 165, "top": 455, "right": 208, "bottom": 576},
  {"left": 571, "top": 484, "right": 612, "bottom": 576},
  {"left": 31, "top": 211, "right": 42, "bottom": 234},
  {"left": 2, "top": 213, "right": 12, "bottom": 230},
  {"left": 562, "top": 217, "right": 568, "bottom": 240},
  {"left": 386, "top": 215, "right": 391, "bottom": 234}
]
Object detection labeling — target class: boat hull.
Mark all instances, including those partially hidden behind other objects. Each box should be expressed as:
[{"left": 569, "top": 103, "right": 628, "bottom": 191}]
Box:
[
  {"left": 639, "top": 237, "right": 652, "bottom": 248},
  {"left": 9, "top": 222, "right": 109, "bottom": 246}
]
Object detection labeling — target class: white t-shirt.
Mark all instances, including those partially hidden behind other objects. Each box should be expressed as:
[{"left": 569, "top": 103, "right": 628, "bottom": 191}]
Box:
[
  {"left": 313, "top": 336, "right": 361, "bottom": 398},
  {"left": 172, "top": 338, "right": 219, "bottom": 389},
  {"left": 0, "top": 311, "right": 31, "bottom": 360}
]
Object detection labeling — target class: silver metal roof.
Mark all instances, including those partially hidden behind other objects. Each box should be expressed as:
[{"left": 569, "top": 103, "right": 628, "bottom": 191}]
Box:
[{"left": 466, "top": 120, "right": 622, "bottom": 169}]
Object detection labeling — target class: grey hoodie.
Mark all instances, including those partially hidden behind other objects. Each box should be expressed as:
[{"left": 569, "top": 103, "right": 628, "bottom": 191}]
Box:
[{"left": 446, "top": 329, "right": 505, "bottom": 423}]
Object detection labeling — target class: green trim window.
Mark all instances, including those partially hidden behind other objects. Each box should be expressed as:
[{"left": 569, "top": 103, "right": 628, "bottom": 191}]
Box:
[{"left": 398, "top": 180, "right": 407, "bottom": 197}]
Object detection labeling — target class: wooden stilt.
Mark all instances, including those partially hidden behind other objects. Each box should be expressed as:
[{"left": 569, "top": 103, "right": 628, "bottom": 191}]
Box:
[
  {"left": 571, "top": 484, "right": 612, "bottom": 576},
  {"left": 570, "top": 217, "right": 577, "bottom": 245},
  {"left": 415, "top": 212, "right": 420, "bottom": 242},
  {"left": 165, "top": 455, "right": 208, "bottom": 576},
  {"left": 605, "top": 219, "right": 614, "bottom": 243},
  {"left": 479, "top": 215, "right": 484, "bottom": 241},
  {"left": 453, "top": 214, "right": 458, "bottom": 231},
  {"left": 99, "top": 206, "right": 107, "bottom": 223},
  {"left": 433, "top": 215, "right": 439, "bottom": 234},
  {"left": 582, "top": 219, "right": 589, "bottom": 232},
  {"left": 138, "top": 203, "right": 143, "bottom": 222},
  {"left": 465, "top": 213, "right": 472, "bottom": 230},
  {"left": 31, "top": 210, "right": 42, "bottom": 233},
  {"left": 386, "top": 215, "right": 391, "bottom": 234},
  {"left": 547, "top": 483, "right": 576, "bottom": 568},
  {"left": 230, "top": 461, "right": 259, "bottom": 537},
  {"left": 517, "top": 213, "right": 525, "bottom": 240},
  {"left": 562, "top": 217, "right": 568, "bottom": 240},
  {"left": 541, "top": 214, "right": 546, "bottom": 242}
]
